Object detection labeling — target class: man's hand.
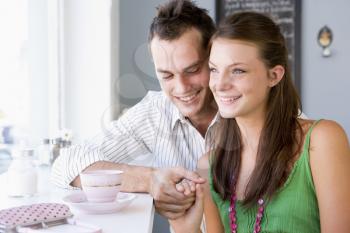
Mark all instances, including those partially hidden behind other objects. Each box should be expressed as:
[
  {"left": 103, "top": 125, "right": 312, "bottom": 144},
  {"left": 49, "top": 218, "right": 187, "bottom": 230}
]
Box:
[
  {"left": 169, "top": 184, "right": 204, "bottom": 233},
  {"left": 148, "top": 167, "right": 205, "bottom": 219}
]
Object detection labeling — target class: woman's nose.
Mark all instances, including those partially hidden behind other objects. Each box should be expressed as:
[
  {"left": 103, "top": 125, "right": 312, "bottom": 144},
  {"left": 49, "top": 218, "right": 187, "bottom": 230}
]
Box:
[{"left": 215, "top": 73, "right": 232, "bottom": 91}]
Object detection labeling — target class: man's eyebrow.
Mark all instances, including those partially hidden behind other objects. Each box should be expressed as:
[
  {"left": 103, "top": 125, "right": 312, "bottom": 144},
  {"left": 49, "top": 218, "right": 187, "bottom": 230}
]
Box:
[
  {"left": 156, "top": 59, "right": 203, "bottom": 74},
  {"left": 156, "top": 68, "right": 172, "bottom": 74},
  {"left": 183, "top": 60, "right": 202, "bottom": 72}
]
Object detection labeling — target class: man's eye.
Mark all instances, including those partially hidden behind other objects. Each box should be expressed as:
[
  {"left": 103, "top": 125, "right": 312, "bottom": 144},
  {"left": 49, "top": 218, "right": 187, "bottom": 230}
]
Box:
[
  {"left": 162, "top": 76, "right": 172, "bottom": 80},
  {"left": 185, "top": 66, "right": 200, "bottom": 74},
  {"left": 160, "top": 74, "right": 173, "bottom": 80}
]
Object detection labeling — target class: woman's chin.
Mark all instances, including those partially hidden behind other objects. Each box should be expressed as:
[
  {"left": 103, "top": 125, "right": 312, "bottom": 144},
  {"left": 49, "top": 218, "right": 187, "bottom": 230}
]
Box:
[{"left": 219, "top": 110, "right": 237, "bottom": 119}]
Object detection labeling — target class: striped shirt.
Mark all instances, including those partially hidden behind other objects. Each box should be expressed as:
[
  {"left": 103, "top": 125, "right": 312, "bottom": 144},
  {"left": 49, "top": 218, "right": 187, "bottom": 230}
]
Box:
[{"left": 51, "top": 91, "right": 219, "bottom": 188}]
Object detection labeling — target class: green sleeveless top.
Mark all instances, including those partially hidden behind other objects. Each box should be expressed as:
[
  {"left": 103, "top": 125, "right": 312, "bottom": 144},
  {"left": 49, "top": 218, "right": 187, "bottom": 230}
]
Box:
[{"left": 209, "top": 121, "right": 321, "bottom": 233}]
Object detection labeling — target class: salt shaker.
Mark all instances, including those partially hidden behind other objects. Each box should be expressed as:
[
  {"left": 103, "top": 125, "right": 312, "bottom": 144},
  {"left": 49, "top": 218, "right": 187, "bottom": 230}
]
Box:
[
  {"left": 37, "top": 138, "right": 52, "bottom": 166},
  {"left": 7, "top": 148, "right": 38, "bottom": 197}
]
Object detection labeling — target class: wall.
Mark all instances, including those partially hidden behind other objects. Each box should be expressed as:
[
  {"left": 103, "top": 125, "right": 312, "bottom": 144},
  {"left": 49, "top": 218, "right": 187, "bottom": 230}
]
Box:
[{"left": 301, "top": 0, "right": 350, "bottom": 137}]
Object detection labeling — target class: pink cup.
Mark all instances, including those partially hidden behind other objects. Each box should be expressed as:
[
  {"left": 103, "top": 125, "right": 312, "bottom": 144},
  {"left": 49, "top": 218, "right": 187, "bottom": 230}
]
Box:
[{"left": 80, "top": 170, "right": 123, "bottom": 202}]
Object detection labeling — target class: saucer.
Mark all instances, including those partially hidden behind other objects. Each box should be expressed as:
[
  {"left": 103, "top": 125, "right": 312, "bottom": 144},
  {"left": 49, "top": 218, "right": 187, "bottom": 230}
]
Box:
[{"left": 63, "top": 192, "right": 136, "bottom": 214}]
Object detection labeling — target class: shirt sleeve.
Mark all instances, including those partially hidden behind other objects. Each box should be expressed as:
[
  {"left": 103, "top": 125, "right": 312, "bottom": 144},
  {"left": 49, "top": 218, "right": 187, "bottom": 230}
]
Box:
[{"left": 50, "top": 92, "right": 160, "bottom": 189}]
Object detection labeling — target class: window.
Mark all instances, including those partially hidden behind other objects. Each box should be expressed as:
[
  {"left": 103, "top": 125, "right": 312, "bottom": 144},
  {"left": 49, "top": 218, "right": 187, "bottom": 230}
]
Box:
[
  {"left": 0, "top": 0, "right": 62, "bottom": 166},
  {"left": 0, "top": 0, "right": 30, "bottom": 138}
]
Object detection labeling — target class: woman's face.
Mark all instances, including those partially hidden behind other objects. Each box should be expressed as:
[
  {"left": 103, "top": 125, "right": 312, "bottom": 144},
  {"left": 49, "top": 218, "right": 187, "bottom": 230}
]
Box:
[{"left": 209, "top": 38, "right": 283, "bottom": 119}]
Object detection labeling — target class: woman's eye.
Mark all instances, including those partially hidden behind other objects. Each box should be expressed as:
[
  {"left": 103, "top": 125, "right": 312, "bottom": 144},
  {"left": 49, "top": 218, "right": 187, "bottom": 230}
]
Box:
[
  {"left": 232, "top": 69, "right": 245, "bottom": 75},
  {"left": 209, "top": 67, "right": 217, "bottom": 73}
]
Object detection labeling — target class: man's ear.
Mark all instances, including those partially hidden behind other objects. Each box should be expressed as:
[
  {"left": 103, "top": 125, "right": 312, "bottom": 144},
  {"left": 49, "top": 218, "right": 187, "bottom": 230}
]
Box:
[{"left": 268, "top": 65, "right": 285, "bottom": 87}]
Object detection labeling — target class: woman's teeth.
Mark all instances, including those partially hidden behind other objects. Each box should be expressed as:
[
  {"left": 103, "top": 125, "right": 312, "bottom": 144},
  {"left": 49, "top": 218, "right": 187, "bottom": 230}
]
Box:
[{"left": 219, "top": 96, "right": 241, "bottom": 103}]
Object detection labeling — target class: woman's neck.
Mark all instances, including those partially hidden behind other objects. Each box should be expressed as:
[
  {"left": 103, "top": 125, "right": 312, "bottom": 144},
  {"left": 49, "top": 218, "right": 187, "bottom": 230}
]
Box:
[{"left": 236, "top": 112, "right": 266, "bottom": 155}]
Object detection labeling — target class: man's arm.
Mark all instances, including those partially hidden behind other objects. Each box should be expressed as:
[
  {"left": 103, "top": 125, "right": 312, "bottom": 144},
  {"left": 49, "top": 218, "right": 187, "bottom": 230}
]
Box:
[
  {"left": 50, "top": 122, "right": 154, "bottom": 190},
  {"left": 71, "top": 161, "right": 154, "bottom": 193},
  {"left": 72, "top": 160, "right": 205, "bottom": 220},
  {"left": 50, "top": 92, "right": 204, "bottom": 219},
  {"left": 52, "top": 141, "right": 205, "bottom": 219},
  {"left": 51, "top": 92, "right": 157, "bottom": 189},
  {"left": 52, "top": 142, "right": 205, "bottom": 219}
]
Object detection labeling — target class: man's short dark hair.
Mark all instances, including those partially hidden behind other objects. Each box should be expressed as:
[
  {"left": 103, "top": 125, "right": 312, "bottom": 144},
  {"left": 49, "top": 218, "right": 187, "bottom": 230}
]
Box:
[{"left": 148, "top": 0, "right": 216, "bottom": 50}]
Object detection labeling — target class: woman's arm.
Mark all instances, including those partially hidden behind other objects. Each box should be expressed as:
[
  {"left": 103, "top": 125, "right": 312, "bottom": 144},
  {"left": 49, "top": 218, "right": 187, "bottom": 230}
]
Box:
[
  {"left": 309, "top": 120, "right": 350, "bottom": 232},
  {"left": 198, "top": 154, "right": 225, "bottom": 233},
  {"left": 169, "top": 153, "right": 225, "bottom": 233},
  {"left": 169, "top": 183, "right": 204, "bottom": 233}
]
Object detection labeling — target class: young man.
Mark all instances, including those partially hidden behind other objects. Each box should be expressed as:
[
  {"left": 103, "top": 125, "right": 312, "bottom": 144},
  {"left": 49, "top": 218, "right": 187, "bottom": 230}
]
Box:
[{"left": 51, "top": 0, "right": 217, "bottom": 219}]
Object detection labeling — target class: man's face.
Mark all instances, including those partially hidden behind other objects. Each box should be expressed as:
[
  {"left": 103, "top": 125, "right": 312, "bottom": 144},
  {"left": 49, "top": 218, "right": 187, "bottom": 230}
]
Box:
[{"left": 150, "top": 28, "right": 213, "bottom": 120}]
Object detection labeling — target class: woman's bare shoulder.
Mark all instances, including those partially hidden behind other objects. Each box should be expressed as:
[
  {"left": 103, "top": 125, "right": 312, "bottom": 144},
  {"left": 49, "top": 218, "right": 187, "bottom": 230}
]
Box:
[
  {"left": 307, "top": 120, "right": 350, "bottom": 231},
  {"left": 311, "top": 120, "right": 349, "bottom": 148},
  {"left": 308, "top": 119, "right": 350, "bottom": 165}
]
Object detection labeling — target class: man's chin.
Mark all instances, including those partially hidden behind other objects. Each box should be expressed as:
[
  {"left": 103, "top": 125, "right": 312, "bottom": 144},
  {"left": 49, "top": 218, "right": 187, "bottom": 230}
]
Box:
[
  {"left": 172, "top": 98, "right": 207, "bottom": 118},
  {"left": 178, "top": 107, "right": 200, "bottom": 119}
]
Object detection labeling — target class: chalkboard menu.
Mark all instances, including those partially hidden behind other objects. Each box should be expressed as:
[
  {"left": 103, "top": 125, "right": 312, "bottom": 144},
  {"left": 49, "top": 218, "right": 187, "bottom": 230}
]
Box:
[{"left": 216, "top": 0, "right": 301, "bottom": 93}]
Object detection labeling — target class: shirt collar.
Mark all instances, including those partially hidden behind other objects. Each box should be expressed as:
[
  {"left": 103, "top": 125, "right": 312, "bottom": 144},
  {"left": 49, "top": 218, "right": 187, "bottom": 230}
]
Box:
[
  {"left": 171, "top": 107, "right": 221, "bottom": 130},
  {"left": 209, "top": 112, "right": 221, "bottom": 127},
  {"left": 171, "top": 106, "right": 186, "bottom": 129}
]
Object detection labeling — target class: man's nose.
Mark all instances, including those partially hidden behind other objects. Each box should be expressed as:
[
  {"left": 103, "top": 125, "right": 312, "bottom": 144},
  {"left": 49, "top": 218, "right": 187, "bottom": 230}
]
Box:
[{"left": 174, "top": 75, "right": 191, "bottom": 93}]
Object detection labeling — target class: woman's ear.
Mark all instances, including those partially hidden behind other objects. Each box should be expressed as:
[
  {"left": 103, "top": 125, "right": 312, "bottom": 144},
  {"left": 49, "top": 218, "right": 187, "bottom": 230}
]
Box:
[{"left": 268, "top": 65, "right": 285, "bottom": 87}]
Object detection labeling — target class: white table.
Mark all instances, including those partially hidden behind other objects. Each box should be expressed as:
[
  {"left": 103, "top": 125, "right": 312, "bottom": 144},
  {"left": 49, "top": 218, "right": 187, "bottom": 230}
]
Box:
[{"left": 0, "top": 167, "right": 155, "bottom": 233}]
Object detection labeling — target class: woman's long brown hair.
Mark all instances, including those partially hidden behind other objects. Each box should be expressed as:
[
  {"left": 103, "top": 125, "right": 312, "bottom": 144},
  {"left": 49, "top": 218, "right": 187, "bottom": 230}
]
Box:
[{"left": 211, "top": 12, "right": 303, "bottom": 206}]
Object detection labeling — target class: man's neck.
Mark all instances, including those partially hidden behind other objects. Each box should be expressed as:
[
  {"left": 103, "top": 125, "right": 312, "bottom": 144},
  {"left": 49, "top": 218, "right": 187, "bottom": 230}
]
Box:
[{"left": 188, "top": 106, "right": 217, "bottom": 137}]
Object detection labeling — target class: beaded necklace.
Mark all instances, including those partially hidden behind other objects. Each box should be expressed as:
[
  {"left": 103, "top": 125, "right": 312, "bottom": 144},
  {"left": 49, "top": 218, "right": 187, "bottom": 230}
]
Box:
[{"left": 229, "top": 189, "right": 265, "bottom": 233}]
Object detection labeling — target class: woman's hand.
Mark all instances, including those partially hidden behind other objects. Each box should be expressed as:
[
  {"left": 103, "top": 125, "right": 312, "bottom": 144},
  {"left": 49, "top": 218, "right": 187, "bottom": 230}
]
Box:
[
  {"left": 169, "top": 183, "right": 204, "bottom": 233},
  {"left": 149, "top": 167, "right": 205, "bottom": 219},
  {"left": 176, "top": 178, "right": 197, "bottom": 196}
]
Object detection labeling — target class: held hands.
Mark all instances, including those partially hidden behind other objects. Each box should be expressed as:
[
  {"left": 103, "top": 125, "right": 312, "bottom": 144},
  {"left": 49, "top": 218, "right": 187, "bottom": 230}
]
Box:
[
  {"left": 176, "top": 178, "right": 197, "bottom": 196},
  {"left": 170, "top": 184, "right": 204, "bottom": 233},
  {"left": 148, "top": 167, "right": 205, "bottom": 219}
]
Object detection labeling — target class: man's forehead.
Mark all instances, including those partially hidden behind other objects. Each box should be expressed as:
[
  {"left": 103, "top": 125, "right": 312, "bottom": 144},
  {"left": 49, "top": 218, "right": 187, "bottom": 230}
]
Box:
[
  {"left": 150, "top": 28, "right": 203, "bottom": 50},
  {"left": 150, "top": 34, "right": 206, "bottom": 72}
]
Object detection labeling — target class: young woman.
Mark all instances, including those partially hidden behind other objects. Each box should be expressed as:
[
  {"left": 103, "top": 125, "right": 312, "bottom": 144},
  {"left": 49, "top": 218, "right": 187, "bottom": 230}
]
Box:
[{"left": 170, "top": 12, "right": 350, "bottom": 233}]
